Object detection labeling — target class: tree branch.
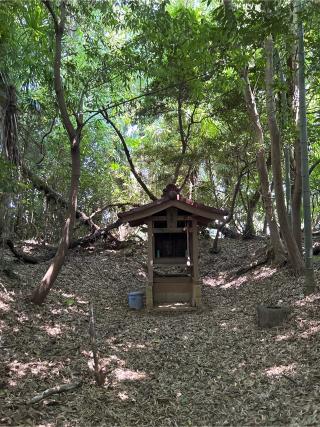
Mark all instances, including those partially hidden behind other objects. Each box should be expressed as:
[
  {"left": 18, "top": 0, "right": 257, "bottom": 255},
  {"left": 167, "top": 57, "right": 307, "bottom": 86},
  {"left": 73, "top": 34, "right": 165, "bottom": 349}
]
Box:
[
  {"left": 20, "top": 163, "right": 98, "bottom": 231},
  {"left": 212, "top": 166, "right": 247, "bottom": 252},
  {"left": 89, "top": 202, "right": 140, "bottom": 221},
  {"left": 101, "top": 111, "right": 157, "bottom": 201},
  {"left": 309, "top": 158, "right": 320, "bottom": 175},
  {"left": 42, "top": 0, "right": 59, "bottom": 32},
  {"left": 179, "top": 164, "right": 193, "bottom": 192},
  {"left": 173, "top": 96, "right": 198, "bottom": 185}
]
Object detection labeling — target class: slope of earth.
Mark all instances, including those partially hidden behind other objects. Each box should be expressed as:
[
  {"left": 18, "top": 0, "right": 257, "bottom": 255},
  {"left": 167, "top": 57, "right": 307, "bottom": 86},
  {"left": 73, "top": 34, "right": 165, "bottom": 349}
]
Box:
[{"left": 1, "top": 237, "right": 320, "bottom": 426}]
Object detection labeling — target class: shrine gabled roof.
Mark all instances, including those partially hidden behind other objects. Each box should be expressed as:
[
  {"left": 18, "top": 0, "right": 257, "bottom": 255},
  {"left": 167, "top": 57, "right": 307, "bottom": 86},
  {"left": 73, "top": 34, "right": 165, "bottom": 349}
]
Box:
[{"left": 118, "top": 184, "right": 228, "bottom": 226}]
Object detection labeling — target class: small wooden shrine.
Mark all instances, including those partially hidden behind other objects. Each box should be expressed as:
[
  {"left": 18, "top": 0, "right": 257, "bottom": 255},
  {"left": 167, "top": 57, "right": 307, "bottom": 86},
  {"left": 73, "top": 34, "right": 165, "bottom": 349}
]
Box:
[{"left": 118, "top": 184, "right": 227, "bottom": 309}]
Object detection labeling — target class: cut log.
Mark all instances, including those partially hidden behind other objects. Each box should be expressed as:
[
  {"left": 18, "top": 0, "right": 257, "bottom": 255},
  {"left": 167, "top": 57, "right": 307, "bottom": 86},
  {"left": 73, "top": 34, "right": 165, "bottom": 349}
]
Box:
[
  {"left": 69, "top": 219, "right": 122, "bottom": 249},
  {"left": 256, "top": 305, "right": 291, "bottom": 328}
]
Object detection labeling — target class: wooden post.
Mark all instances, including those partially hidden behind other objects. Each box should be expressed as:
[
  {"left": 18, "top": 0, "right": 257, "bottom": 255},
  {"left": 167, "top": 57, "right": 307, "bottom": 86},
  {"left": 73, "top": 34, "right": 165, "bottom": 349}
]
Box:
[
  {"left": 167, "top": 207, "right": 177, "bottom": 228},
  {"left": 191, "top": 219, "right": 201, "bottom": 307},
  {"left": 146, "top": 219, "right": 153, "bottom": 309}
]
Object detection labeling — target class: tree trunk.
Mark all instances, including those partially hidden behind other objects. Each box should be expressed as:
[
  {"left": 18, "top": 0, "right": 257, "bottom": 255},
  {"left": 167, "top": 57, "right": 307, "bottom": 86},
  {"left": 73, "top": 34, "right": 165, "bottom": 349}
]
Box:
[
  {"left": 265, "top": 35, "right": 304, "bottom": 273},
  {"left": 284, "top": 145, "right": 292, "bottom": 225},
  {"left": 276, "top": 49, "right": 293, "bottom": 228},
  {"left": 31, "top": 142, "right": 80, "bottom": 304},
  {"left": 31, "top": 1, "right": 83, "bottom": 304},
  {"left": 242, "top": 68, "right": 286, "bottom": 264},
  {"left": 292, "top": 137, "right": 302, "bottom": 251},
  {"left": 212, "top": 166, "right": 246, "bottom": 252},
  {"left": 287, "top": 7, "right": 303, "bottom": 253},
  {"left": 223, "top": 0, "right": 286, "bottom": 262},
  {"left": 296, "top": 0, "right": 316, "bottom": 292},
  {"left": 243, "top": 190, "right": 260, "bottom": 239}
]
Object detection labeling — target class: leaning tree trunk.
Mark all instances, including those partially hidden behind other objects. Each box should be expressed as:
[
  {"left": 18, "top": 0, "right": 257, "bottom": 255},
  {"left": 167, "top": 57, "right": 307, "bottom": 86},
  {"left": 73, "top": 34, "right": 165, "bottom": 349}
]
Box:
[
  {"left": 242, "top": 69, "right": 286, "bottom": 264},
  {"left": 223, "top": 0, "right": 285, "bottom": 263},
  {"left": 31, "top": 143, "right": 80, "bottom": 304},
  {"left": 265, "top": 35, "right": 304, "bottom": 273},
  {"left": 31, "top": 1, "right": 83, "bottom": 304}
]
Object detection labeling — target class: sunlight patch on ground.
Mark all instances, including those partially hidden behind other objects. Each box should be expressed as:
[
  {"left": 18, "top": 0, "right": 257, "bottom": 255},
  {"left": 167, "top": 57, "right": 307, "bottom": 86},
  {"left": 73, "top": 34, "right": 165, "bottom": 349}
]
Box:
[
  {"left": 299, "top": 324, "right": 320, "bottom": 339},
  {"left": 123, "top": 342, "right": 146, "bottom": 351},
  {"left": 275, "top": 332, "right": 295, "bottom": 342},
  {"left": 294, "top": 292, "right": 320, "bottom": 307},
  {"left": 85, "top": 352, "right": 126, "bottom": 372},
  {"left": 264, "top": 363, "right": 297, "bottom": 379},
  {"left": 17, "top": 313, "right": 29, "bottom": 324},
  {"left": 113, "top": 368, "right": 147, "bottom": 382},
  {"left": 203, "top": 266, "right": 277, "bottom": 289},
  {"left": 118, "top": 391, "right": 130, "bottom": 401},
  {"left": 8, "top": 360, "right": 64, "bottom": 380},
  {"left": 252, "top": 266, "right": 277, "bottom": 279},
  {"left": 203, "top": 273, "right": 229, "bottom": 288},
  {"left": 0, "top": 298, "right": 11, "bottom": 313},
  {"left": 41, "top": 323, "right": 63, "bottom": 337},
  {"left": 221, "top": 276, "right": 248, "bottom": 289},
  {"left": 296, "top": 319, "right": 320, "bottom": 339},
  {"left": 0, "top": 290, "right": 14, "bottom": 313}
]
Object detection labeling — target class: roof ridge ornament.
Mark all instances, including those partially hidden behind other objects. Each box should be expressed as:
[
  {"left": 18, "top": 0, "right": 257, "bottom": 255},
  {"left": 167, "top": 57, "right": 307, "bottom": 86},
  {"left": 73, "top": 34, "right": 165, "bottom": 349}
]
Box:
[{"left": 162, "top": 183, "right": 180, "bottom": 200}]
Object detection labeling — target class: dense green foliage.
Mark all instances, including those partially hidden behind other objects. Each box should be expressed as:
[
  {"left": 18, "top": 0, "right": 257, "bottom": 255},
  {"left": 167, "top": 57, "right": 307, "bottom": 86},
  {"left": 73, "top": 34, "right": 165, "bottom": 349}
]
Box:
[{"left": 1, "top": 0, "right": 320, "bottom": 242}]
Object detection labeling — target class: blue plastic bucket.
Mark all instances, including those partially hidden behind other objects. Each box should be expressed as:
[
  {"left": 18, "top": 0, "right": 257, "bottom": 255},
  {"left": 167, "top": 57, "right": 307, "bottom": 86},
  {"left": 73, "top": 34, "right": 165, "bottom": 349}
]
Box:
[{"left": 128, "top": 291, "right": 144, "bottom": 310}]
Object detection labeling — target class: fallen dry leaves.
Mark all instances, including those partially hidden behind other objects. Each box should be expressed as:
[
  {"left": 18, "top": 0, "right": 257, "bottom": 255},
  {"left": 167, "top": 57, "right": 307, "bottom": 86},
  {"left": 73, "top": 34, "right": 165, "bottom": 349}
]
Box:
[{"left": 1, "top": 237, "right": 320, "bottom": 426}]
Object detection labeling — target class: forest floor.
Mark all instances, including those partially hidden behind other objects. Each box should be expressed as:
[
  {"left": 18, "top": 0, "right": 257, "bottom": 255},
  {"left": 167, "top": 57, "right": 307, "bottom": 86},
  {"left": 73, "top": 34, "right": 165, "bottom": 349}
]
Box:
[{"left": 1, "top": 236, "right": 320, "bottom": 426}]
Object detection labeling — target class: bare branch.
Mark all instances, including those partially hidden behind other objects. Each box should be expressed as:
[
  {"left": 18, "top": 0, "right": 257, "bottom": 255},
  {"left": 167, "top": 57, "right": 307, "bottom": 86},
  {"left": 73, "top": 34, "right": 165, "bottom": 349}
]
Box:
[
  {"left": 101, "top": 111, "right": 157, "bottom": 201},
  {"left": 28, "top": 381, "right": 82, "bottom": 404},
  {"left": 89, "top": 202, "right": 140, "bottom": 221}
]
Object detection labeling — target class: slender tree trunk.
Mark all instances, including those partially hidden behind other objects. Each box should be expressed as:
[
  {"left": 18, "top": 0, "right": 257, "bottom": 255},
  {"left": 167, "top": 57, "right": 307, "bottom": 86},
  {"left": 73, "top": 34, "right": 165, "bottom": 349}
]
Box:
[
  {"left": 296, "top": 0, "right": 316, "bottom": 292},
  {"left": 223, "top": 0, "right": 286, "bottom": 262},
  {"left": 284, "top": 146, "right": 292, "bottom": 225},
  {"left": 243, "top": 190, "right": 260, "bottom": 239},
  {"left": 292, "top": 137, "right": 302, "bottom": 251},
  {"left": 242, "top": 69, "right": 286, "bottom": 264},
  {"left": 265, "top": 35, "right": 304, "bottom": 273},
  {"left": 287, "top": 7, "right": 303, "bottom": 253},
  {"left": 212, "top": 166, "right": 246, "bottom": 252},
  {"left": 275, "top": 48, "right": 293, "bottom": 228}
]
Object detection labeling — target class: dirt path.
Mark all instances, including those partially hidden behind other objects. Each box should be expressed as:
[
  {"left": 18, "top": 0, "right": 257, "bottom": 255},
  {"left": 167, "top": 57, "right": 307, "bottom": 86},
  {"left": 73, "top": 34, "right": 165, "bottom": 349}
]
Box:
[{"left": 1, "top": 238, "right": 320, "bottom": 426}]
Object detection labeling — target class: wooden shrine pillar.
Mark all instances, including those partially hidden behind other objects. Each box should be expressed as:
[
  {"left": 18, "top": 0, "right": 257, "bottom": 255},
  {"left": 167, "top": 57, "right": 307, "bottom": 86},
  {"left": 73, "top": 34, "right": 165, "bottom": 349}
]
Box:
[
  {"left": 146, "top": 219, "right": 153, "bottom": 308},
  {"left": 191, "top": 219, "right": 201, "bottom": 306}
]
